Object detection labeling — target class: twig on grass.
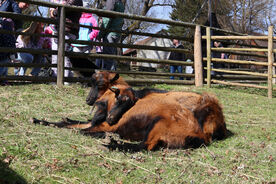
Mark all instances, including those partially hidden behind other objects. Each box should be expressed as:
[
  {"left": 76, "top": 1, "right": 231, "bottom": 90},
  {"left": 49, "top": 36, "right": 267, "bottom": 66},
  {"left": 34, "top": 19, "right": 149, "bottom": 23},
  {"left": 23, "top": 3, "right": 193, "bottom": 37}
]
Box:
[
  {"left": 126, "top": 160, "right": 160, "bottom": 178},
  {"left": 240, "top": 173, "right": 262, "bottom": 181},
  {"left": 203, "top": 145, "right": 216, "bottom": 160},
  {"left": 51, "top": 174, "right": 72, "bottom": 183}
]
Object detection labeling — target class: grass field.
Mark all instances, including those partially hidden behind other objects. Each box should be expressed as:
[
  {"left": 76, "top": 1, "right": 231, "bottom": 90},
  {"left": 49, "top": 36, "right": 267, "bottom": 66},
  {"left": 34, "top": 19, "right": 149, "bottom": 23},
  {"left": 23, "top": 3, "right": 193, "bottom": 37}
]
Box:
[{"left": 0, "top": 83, "right": 275, "bottom": 184}]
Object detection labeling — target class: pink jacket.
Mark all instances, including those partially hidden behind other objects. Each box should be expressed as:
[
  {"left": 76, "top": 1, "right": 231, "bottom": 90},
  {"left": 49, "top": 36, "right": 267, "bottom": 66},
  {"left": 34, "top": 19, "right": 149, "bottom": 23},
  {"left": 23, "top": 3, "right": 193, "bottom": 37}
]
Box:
[{"left": 79, "top": 13, "right": 99, "bottom": 41}]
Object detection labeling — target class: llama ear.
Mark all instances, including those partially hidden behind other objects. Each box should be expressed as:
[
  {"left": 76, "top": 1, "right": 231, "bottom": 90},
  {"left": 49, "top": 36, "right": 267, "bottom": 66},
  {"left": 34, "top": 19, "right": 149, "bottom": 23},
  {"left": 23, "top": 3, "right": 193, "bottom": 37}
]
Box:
[
  {"left": 109, "top": 86, "right": 120, "bottom": 96},
  {"left": 110, "top": 73, "right": 119, "bottom": 83}
]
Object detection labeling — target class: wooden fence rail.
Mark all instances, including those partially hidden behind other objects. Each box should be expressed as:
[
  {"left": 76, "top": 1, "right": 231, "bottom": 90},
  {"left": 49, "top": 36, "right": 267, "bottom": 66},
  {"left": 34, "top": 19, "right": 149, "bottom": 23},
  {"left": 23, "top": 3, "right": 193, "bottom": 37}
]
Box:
[
  {"left": 202, "top": 58, "right": 271, "bottom": 66},
  {"left": 204, "top": 26, "right": 275, "bottom": 98},
  {"left": 0, "top": 47, "right": 194, "bottom": 66}
]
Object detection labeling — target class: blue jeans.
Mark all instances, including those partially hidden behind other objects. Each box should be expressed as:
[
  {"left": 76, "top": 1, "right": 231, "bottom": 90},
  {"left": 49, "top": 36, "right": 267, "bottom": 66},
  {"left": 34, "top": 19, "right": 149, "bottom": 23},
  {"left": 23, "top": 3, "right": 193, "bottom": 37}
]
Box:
[
  {"left": 0, "top": 56, "right": 9, "bottom": 76},
  {"left": 170, "top": 65, "right": 183, "bottom": 80},
  {"left": 95, "top": 57, "right": 103, "bottom": 68},
  {"left": 14, "top": 53, "right": 45, "bottom": 76},
  {"left": 102, "top": 33, "right": 119, "bottom": 70}
]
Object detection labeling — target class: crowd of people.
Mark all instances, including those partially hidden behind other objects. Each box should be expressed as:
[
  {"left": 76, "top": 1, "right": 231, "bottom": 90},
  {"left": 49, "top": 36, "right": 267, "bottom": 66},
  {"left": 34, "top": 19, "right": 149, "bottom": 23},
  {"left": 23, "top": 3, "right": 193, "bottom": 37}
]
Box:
[
  {"left": 0, "top": 0, "right": 125, "bottom": 84},
  {"left": 1, "top": 0, "right": 194, "bottom": 85}
]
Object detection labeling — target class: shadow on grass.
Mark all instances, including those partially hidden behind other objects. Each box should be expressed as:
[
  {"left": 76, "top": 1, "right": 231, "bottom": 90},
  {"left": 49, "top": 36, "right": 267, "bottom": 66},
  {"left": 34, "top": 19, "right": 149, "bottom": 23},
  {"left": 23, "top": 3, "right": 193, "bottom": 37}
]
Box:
[
  {"left": 102, "top": 130, "right": 235, "bottom": 153},
  {"left": 0, "top": 160, "right": 27, "bottom": 184},
  {"left": 225, "top": 129, "right": 235, "bottom": 139},
  {"left": 103, "top": 138, "right": 144, "bottom": 153},
  {"left": 212, "top": 85, "right": 276, "bottom": 98}
]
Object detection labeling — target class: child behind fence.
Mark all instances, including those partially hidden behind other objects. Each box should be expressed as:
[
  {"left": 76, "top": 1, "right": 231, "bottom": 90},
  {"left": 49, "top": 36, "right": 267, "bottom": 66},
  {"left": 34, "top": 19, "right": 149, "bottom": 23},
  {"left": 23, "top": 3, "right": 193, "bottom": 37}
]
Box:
[
  {"left": 71, "top": 2, "right": 99, "bottom": 53},
  {"left": 14, "top": 22, "right": 51, "bottom": 76}
]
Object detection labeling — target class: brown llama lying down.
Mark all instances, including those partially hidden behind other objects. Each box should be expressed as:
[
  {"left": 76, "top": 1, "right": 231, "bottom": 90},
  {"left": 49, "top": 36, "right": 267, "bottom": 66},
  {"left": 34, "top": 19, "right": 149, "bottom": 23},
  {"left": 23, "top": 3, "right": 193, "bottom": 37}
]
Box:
[
  {"left": 32, "top": 72, "right": 227, "bottom": 150},
  {"left": 72, "top": 86, "right": 227, "bottom": 150},
  {"left": 106, "top": 86, "right": 227, "bottom": 141}
]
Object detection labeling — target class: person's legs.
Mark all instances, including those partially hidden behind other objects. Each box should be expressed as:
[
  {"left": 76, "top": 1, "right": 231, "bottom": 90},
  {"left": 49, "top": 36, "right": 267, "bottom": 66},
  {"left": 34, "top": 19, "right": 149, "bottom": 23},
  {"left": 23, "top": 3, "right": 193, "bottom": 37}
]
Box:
[
  {"left": 64, "top": 56, "right": 73, "bottom": 78},
  {"left": 64, "top": 34, "right": 75, "bottom": 77},
  {"left": 102, "top": 33, "right": 119, "bottom": 70},
  {"left": 177, "top": 65, "right": 183, "bottom": 80},
  {"left": 95, "top": 57, "right": 103, "bottom": 68},
  {"left": 16, "top": 53, "right": 33, "bottom": 76},
  {"left": 51, "top": 34, "right": 75, "bottom": 78},
  {"left": 170, "top": 65, "right": 176, "bottom": 79},
  {"left": 30, "top": 55, "right": 45, "bottom": 76},
  {"left": 51, "top": 37, "right": 58, "bottom": 77},
  {"left": 0, "top": 56, "right": 9, "bottom": 76}
]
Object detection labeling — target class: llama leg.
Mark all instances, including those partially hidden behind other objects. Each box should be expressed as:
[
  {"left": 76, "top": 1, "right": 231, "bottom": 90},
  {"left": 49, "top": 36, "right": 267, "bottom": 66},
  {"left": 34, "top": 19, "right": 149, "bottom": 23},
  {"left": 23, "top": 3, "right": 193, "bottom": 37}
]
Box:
[
  {"left": 91, "top": 110, "right": 107, "bottom": 126},
  {"left": 31, "top": 118, "right": 92, "bottom": 129},
  {"left": 91, "top": 102, "right": 108, "bottom": 126},
  {"left": 144, "top": 135, "right": 162, "bottom": 151},
  {"left": 62, "top": 118, "right": 93, "bottom": 129},
  {"left": 80, "top": 121, "right": 116, "bottom": 135},
  {"left": 143, "top": 121, "right": 165, "bottom": 151}
]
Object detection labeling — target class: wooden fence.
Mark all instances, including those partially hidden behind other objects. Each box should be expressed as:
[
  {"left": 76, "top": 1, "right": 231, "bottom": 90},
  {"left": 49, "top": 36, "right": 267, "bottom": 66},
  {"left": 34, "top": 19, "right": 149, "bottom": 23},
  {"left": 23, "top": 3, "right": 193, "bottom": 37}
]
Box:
[
  {"left": 0, "top": 0, "right": 200, "bottom": 86},
  {"left": 200, "top": 26, "right": 275, "bottom": 99},
  {"left": 0, "top": 0, "right": 275, "bottom": 98}
]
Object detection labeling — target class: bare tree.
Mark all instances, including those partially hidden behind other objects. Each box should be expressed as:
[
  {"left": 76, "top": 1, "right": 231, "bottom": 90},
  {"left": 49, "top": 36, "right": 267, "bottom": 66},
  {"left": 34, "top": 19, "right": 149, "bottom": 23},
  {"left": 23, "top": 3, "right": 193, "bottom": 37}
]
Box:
[
  {"left": 226, "top": 0, "right": 273, "bottom": 34},
  {"left": 122, "top": 0, "right": 174, "bottom": 43}
]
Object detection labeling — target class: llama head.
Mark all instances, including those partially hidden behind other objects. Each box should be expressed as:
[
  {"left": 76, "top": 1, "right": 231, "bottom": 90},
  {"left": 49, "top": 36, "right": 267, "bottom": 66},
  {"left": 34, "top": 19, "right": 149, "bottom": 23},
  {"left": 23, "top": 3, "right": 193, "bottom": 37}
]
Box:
[
  {"left": 106, "top": 86, "right": 137, "bottom": 125},
  {"left": 86, "top": 71, "right": 120, "bottom": 106}
]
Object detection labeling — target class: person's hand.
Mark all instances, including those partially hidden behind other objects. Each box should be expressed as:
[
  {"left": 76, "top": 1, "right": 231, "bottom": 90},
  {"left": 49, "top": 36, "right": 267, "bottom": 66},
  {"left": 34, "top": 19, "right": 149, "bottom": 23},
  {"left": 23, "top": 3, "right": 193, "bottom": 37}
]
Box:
[
  {"left": 18, "top": 2, "right": 29, "bottom": 10},
  {"left": 50, "top": 9, "right": 56, "bottom": 18}
]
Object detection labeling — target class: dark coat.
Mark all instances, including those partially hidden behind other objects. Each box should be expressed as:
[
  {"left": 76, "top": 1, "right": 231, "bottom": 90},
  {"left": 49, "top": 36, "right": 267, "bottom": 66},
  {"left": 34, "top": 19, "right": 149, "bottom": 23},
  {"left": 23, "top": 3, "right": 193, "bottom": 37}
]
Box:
[
  {"left": 168, "top": 44, "right": 185, "bottom": 64},
  {"left": 0, "top": 18, "right": 16, "bottom": 58},
  {"left": 0, "top": 0, "right": 21, "bottom": 12},
  {"left": 98, "top": 0, "right": 125, "bottom": 39}
]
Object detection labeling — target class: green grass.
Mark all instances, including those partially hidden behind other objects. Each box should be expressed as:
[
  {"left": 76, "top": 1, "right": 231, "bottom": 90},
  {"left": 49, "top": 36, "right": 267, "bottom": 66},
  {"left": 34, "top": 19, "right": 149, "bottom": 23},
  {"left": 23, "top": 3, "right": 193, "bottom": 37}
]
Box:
[{"left": 0, "top": 84, "right": 275, "bottom": 183}]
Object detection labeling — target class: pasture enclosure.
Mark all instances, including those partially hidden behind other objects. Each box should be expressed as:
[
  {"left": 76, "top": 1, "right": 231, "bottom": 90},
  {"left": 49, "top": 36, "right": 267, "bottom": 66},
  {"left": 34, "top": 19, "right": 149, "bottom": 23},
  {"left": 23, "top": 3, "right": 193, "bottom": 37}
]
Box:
[
  {"left": 202, "top": 26, "right": 276, "bottom": 99},
  {"left": 0, "top": 0, "right": 275, "bottom": 97},
  {"left": 0, "top": 84, "right": 275, "bottom": 183}
]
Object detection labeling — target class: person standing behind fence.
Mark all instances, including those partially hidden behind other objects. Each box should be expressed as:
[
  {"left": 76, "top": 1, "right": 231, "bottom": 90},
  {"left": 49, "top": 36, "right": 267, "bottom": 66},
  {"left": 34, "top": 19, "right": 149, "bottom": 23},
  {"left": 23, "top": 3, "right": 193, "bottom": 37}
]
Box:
[
  {"left": 169, "top": 39, "right": 185, "bottom": 80},
  {"left": 97, "top": 0, "right": 125, "bottom": 70},
  {"left": 14, "top": 22, "right": 50, "bottom": 76},
  {"left": 0, "top": 18, "right": 16, "bottom": 84},
  {"left": 49, "top": 0, "right": 83, "bottom": 80},
  {"left": 71, "top": 2, "right": 99, "bottom": 53},
  {"left": 0, "top": 0, "right": 29, "bottom": 31},
  {"left": 213, "top": 41, "right": 226, "bottom": 76}
]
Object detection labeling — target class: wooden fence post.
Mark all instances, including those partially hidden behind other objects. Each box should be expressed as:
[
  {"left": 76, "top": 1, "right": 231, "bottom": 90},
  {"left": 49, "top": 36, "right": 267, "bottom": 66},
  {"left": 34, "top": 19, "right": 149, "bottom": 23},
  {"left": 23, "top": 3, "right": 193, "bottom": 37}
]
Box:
[
  {"left": 57, "top": 6, "right": 65, "bottom": 87},
  {"left": 194, "top": 25, "right": 203, "bottom": 87},
  {"left": 267, "top": 26, "right": 274, "bottom": 99},
  {"left": 206, "top": 27, "right": 211, "bottom": 87}
]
